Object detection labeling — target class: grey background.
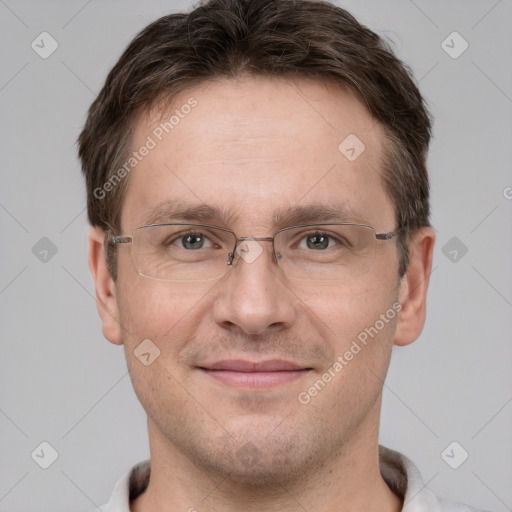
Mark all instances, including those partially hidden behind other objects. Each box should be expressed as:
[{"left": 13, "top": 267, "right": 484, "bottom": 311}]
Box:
[{"left": 1, "top": 0, "right": 511, "bottom": 510}]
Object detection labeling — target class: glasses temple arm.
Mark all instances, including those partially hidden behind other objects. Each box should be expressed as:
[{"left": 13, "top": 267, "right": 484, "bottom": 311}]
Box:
[{"left": 111, "top": 236, "right": 132, "bottom": 244}]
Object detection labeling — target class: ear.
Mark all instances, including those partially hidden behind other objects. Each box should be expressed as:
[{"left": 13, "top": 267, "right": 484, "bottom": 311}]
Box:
[
  {"left": 87, "top": 226, "right": 123, "bottom": 345},
  {"left": 394, "top": 227, "right": 436, "bottom": 347}
]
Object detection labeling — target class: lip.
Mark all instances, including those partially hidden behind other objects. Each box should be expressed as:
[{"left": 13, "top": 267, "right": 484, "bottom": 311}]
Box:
[
  {"left": 202, "top": 359, "right": 308, "bottom": 372},
  {"left": 198, "top": 359, "right": 312, "bottom": 389}
]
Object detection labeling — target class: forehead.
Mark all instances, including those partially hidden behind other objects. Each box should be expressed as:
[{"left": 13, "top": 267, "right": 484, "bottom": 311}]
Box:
[{"left": 121, "top": 76, "right": 395, "bottom": 232}]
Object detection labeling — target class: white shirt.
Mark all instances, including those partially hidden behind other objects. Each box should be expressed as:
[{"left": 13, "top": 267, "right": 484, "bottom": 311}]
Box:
[{"left": 98, "top": 446, "right": 489, "bottom": 511}]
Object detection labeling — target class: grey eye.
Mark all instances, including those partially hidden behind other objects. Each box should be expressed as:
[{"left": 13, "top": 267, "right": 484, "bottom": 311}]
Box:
[
  {"left": 298, "top": 232, "right": 341, "bottom": 250},
  {"left": 168, "top": 232, "right": 215, "bottom": 250}
]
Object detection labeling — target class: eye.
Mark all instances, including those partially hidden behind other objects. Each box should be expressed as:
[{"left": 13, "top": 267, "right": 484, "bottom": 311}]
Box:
[
  {"left": 168, "top": 231, "right": 216, "bottom": 250},
  {"left": 298, "top": 232, "right": 347, "bottom": 250}
]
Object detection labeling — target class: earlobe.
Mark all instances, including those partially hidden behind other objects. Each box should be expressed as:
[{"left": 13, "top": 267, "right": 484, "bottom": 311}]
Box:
[
  {"left": 394, "top": 227, "right": 436, "bottom": 347},
  {"left": 87, "top": 226, "right": 124, "bottom": 345}
]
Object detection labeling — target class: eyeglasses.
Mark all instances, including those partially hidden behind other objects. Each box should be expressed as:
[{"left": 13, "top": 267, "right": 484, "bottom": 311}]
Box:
[{"left": 111, "top": 223, "right": 399, "bottom": 283}]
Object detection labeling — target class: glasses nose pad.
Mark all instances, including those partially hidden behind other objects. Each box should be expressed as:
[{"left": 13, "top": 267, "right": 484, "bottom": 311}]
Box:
[{"left": 226, "top": 243, "right": 278, "bottom": 267}]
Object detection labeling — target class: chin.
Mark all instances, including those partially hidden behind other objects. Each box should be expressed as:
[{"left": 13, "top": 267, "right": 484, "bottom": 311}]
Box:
[
  {"left": 181, "top": 425, "right": 330, "bottom": 489},
  {"left": 201, "top": 447, "right": 307, "bottom": 488}
]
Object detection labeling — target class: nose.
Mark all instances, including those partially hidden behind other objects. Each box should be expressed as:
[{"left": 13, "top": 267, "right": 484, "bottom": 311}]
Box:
[{"left": 213, "top": 239, "right": 297, "bottom": 336}]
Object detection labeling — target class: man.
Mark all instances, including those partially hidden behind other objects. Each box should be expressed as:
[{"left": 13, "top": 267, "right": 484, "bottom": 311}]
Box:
[{"left": 79, "top": 0, "right": 486, "bottom": 510}]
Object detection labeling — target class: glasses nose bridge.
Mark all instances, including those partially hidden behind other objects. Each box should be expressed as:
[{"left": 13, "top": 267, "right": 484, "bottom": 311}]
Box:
[
  {"left": 236, "top": 236, "right": 275, "bottom": 242},
  {"left": 228, "top": 235, "right": 278, "bottom": 267}
]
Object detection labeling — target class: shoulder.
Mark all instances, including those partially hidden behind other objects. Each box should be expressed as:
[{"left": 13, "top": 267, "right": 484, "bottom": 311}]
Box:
[
  {"left": 434, "top": 495, "right": 493, "bottom": 512},
  {"left": 379, "top": 445, "right": 493, "bottom": 512},
  {"left": 82, "top": 459, "right": 150, "bottom": 512}
]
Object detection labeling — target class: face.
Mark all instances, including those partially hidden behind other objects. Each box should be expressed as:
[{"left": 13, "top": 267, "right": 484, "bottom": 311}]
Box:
[{"left": 93, "top": 76, "right": 419, "bottom": 485}]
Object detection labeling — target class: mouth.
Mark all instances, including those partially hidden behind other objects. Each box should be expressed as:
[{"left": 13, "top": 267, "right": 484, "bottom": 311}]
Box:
[{"left": 198, "top": 359, "right": 313, "bottom": 389}]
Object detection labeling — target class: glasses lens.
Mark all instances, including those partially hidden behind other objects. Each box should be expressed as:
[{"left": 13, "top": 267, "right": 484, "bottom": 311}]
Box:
[
  {"left": 128, "top": 223, "right": 377, "bottom": 282},
  {"left": 131, "top": 224, "right": 236, "bottom": 282},
  {"left": 274, "top": 224, "right": 376, "bottom": 281}
]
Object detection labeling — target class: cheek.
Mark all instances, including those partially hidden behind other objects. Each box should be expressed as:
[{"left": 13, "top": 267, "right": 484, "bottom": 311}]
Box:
[
  {"left": 116, "top": 280, "right": 216, "bottom": 409},
  {"left": 295, "top": 276, "right": 397, "bottom": 344},
  {"left": 294, "top": 280, "right": 398, "bottom": 424},
  {"left": 116, "top": 276, "right": 218, "bottom": 355}
]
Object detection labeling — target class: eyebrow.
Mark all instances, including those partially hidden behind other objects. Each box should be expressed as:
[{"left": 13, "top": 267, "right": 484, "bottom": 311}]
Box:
[{"left": 139, "top": 199, "right": 369, "bottom": 229}]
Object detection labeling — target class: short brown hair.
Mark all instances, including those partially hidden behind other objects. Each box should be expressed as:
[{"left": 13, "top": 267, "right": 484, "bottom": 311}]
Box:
[{"left": 78, "top": 0, "right": 432, "bottom": 281}]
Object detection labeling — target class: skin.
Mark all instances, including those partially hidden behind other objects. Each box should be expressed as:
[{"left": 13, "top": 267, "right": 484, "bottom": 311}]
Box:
[{"left": 88, "top": 76, "right": 435, "bottom": 512}]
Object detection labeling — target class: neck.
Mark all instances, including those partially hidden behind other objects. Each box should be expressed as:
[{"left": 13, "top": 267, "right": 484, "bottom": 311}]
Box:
[{"left": 131, "top": 409, "right": 402, "bottom": 512}]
